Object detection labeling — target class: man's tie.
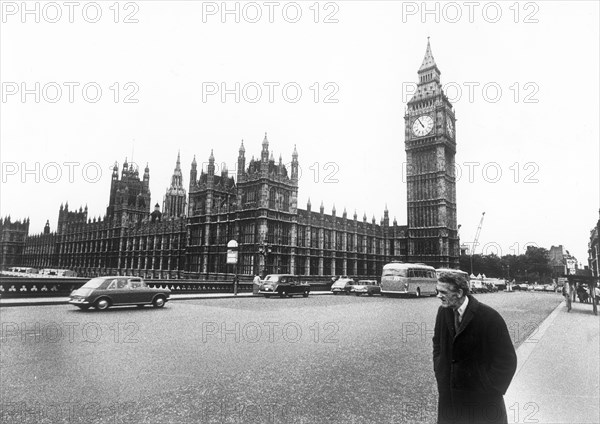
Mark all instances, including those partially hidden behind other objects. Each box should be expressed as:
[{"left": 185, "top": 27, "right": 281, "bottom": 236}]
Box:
[{"left": 454, "top": 309, "right": 461, "bottom": 333}]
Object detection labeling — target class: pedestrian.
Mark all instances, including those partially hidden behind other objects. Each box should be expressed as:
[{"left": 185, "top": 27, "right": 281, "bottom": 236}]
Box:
[
  {"left": 433, "top": 271, "right": 517, "bottom": 424},
  {"left": 253, "top": 274, "right": 261, "bottom": 295},
  {"left": 562, "top": 284, "right": 571, "bottom": 312},
  {"left": 233, "top": 274, "right": 239, "bottom": 296}
]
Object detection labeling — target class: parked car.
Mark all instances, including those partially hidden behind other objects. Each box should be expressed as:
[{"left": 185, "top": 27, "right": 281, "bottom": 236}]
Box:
[
  {"left": 68, "top": 276, "right": 170, "bottom": 310},
  {"left": 331, "top": 278, "right": 356, "bottom": 295},
  {"left": 258, "top": 274, "right": 310, "bottom": 298},
  {"left": 351, "top": 280, "right": 381, "bottom": 296},
  {"left": 533, "top": 284, "right": 545, "bottom": 291},
  {"left": 470, "top": 281, "right": 487, "bottom": 294}
]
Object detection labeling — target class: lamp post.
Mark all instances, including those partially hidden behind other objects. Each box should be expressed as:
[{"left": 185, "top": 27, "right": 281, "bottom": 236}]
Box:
[
  {"left": 258, "top": 241, "right": 271, "bottom": 277},
  {"left": 227, "top": 240, "right": 238, "bottom": 295}
]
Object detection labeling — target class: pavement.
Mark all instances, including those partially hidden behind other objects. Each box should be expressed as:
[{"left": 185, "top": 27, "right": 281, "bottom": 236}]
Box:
[
  {"left": 505, "top": 299, "right": 600, "bottom": 424},
  {"left": 2, "top": 293, "right": 598, "bottom": 424}
]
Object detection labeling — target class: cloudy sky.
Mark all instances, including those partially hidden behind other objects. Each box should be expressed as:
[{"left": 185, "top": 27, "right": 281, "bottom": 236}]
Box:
[{"left": 1, "top": 1, "right": 598, "bottom": 264}]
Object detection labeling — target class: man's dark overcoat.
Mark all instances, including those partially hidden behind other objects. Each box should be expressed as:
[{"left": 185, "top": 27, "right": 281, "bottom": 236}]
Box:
[{"left": 433, "top": 295, "right": 517, "bottom": 424}]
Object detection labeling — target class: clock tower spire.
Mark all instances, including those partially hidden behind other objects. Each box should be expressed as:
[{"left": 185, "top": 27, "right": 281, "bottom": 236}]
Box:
[{"left": 405, "top": 39, "right": 459, "bottom": 268}]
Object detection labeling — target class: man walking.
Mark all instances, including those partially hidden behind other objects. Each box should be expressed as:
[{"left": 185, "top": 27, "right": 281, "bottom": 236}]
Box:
[{"left": 433, "top": 271, "right": 517, "bottom": 424}]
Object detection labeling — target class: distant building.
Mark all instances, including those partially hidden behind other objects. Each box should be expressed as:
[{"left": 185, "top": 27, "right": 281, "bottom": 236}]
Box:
[
  {"left": 7, "top": 40, "right": 461, "bottom": 277},
  {"left": 549, "top": 245, "right": 578, "bottom": 276},
  {"left": 0, "top": 217, "right": 29, "bottom": 269}
]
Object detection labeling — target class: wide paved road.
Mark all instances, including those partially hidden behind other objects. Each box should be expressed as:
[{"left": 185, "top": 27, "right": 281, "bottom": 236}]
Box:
[{"left": 1, "top": 292, "right": 562, "bottom": 424}]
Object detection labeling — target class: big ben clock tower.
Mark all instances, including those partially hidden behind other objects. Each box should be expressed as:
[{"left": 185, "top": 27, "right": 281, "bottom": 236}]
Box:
[{"left": 405, "top": 39, "right": 459, "bottom": 268}]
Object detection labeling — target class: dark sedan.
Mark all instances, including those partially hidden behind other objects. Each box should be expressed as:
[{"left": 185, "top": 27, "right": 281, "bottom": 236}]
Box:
[
  {"left": 68, "top": 276, "right": 171, "bottom": 310},
  {"left": 258, "top": 274, "right": 310, "bottom": 298}
]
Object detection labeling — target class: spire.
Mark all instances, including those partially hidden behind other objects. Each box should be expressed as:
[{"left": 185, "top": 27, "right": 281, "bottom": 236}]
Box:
[
  {"left": 291, "top": 145, "right": 299, "bottom": 181},
  {"left": 261, "top": 133, "right": 270, "bottom": 163},
  {"left": 419, "top": 37, "right": 437, "bottom": 72},
  {"left": 170, "top": 152, "right": 183, "bottom": 188},
  {"left": 239, "top": 140, "right": 245, "bottom": 154},
  {"left": 208, "top": 150, "right": 215, "bottom": 177}
]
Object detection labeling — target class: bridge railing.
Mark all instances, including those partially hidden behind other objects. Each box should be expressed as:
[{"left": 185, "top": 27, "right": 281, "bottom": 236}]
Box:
[{"left": 0, "top": 276, "right": 333, "bottom": 298}]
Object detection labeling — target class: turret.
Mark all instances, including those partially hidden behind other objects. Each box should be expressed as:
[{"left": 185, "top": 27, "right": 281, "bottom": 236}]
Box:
[
  {"left": 112, "top": 162, "right": 119, "bottom": 181},
  {"left": 207, "top": 150, "right": 215, "bottom": 184},
  {"left": 261, "top": 132, "right": 269, "bottom": 162},
  {"left": 383, "top": 205, "right": 389, "bottom": 226},
  {"left": 291, "top": 145, "right": 299, "bottom": 181},
  {"left": 237, "top": 140, "right": 246, "bottom": 181},
  {"left": 143, "top": 163, "right": 150, "bottom": 186},
  {"left": 190, "top": 155, "right": 197, "bottom": 189}
]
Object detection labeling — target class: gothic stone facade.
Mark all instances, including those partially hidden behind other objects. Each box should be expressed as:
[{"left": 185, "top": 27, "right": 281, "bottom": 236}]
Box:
[{"left": 11, "top": 41, "right": 460, "bottom": 278}]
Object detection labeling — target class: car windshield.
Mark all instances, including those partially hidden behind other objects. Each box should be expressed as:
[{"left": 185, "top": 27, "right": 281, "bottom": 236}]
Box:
[
  {"left": 264, "top": 275, "right": 280, "bottom": 283},
  {"left": 80, "top": 277, "right": 109, "bottom": 289}
]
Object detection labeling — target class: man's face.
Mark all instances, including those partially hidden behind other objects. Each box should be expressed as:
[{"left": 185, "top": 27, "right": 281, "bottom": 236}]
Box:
[{"left": 436, "top": 282, "right": 463, "bottom": 309}]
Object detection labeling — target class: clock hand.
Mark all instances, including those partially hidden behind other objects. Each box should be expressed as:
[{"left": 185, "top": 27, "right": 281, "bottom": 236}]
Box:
[{"left": 418, "top": 118, "right": 424, "bottom": 128}]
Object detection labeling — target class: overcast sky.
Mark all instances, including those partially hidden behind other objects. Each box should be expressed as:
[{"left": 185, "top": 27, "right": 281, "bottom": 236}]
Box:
[{"left": 1, "top": 1, "right": 598, "bottom": 265}]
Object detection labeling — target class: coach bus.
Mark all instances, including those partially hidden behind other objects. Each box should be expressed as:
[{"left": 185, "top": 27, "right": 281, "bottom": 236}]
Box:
[{"left": 380, "top": 262, "right": 438, "bottom": 297}]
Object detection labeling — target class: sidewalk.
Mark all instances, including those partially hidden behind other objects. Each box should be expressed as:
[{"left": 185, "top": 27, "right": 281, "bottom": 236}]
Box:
[
  {"left": 0, "top": 291, "right": 333, "bottom": 307},
  {"left": 505, "top": 300, "right": 600, "bottom": 424}
]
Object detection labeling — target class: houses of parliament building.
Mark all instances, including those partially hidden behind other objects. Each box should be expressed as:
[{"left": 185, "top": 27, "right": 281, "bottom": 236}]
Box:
[{"left": 1, "top": 41, "right": 460, "bottom": 279}]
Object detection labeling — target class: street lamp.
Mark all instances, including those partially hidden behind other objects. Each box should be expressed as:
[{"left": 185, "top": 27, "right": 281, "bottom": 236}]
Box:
[{"left": 258, "top": 241, "right": 272, "bottom": 277}]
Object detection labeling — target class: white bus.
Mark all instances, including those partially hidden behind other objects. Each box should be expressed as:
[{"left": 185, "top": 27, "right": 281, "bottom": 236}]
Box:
[{"left": 380, "top": 262, "right": 438, "bottom": 297}]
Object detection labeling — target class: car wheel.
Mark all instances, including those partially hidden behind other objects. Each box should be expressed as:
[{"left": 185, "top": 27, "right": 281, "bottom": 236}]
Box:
[
  {"left": 280, "top": 291, "right": 287, "bottom": 298},
  {"left": 153, "top": 296, "right": 166, "bottom": 308},
  {"left": 265, "top": 294, "right": 271, "bottom": 298},
  {"left": 303, "top": 291, "right": 309, "bottom": 298},
  {"left": 333, "top": 292, "right": 338, "bottom": 295},
  {"left": 137, "top": 304, "right": 145, "bottom": 308},
  {"left": 368, "top": 292, "right": 373, "bottom": 297},
  {"left": 77, "top": 305, "right": 90, "bottom": 310},
  {"left": 355, "top": 293, "right": 360, "bottom": 296},
  {"left": 416, "top": 288, "right": 421, "bottom": 297},
  {"left": 95, "top": 298, "right": 110, "bottom": 311}
]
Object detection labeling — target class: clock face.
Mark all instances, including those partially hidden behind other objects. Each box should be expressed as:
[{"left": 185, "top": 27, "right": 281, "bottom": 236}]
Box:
[
  {"left": 412, "top": 115, "right": 434, "bottom": 137},
  {"left": 447, "top": 120, "right": 454, "bottom": 138}
]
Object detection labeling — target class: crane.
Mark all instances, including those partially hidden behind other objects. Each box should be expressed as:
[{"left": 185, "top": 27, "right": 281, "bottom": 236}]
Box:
[{"left": 470, "top": 212, "right": 486, "bottom": 275}]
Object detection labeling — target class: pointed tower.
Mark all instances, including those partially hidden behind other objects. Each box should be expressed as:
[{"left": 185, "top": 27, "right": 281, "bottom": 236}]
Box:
[
  {"left": 405, "top": 38, "right": 459, "bottom": 268},
  {"left": 237, "top": 140, "right": 246, "bottom": 182},
  {"left": 163, "top": 151, "right": 187, "bottom": 218},
  {"left": 291, "top": 145, "right": 299, "bottom": 182},
  {"left": 190, "top": 155, "right": 197, "bottom": 190},
  {"left": 143, "top": 163, "right": 150, "bottom": 187},
  {"left": 207, "top": 150, "right": 215, "bottom": 185},
  {"left": 106, "top": 157, "right": 151, "bottom": 224}
]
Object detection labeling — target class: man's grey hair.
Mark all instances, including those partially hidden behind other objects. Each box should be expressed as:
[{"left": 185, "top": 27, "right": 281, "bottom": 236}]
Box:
[{"left": 437, "top": 271, "right": 470, "bottom": 296}]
